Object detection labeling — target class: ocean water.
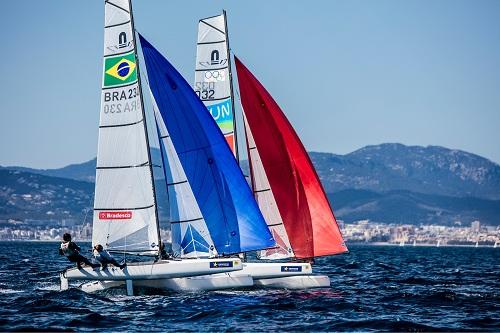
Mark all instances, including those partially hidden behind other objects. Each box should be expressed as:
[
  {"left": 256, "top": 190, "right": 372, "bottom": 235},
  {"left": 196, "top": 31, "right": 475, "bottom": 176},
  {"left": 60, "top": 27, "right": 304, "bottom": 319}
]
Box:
[{"left": 0, "top": 242, "right": 498, "bottom": 332}]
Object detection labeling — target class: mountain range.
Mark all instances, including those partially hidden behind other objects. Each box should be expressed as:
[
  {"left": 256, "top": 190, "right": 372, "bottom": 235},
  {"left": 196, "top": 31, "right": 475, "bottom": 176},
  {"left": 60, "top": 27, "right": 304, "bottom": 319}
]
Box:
[{"left": 1, "top": 143, "right": 499, "bottom": 226}]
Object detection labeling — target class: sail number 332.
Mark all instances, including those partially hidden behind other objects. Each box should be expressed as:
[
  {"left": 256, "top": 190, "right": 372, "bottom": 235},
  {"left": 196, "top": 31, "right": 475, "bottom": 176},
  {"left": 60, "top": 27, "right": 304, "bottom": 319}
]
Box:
[{"left": 194, "top": 81, "right": 215, "bottom": 100}]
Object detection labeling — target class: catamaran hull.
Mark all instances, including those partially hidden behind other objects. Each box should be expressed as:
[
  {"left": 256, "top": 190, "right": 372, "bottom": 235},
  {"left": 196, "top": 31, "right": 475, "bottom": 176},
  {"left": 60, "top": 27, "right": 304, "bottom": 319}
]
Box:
[
  {"left": 74, "top": 261, "right": 325, "bottom": 292},
  {"left": 80, "top": 273, "right": 253, "bottom": 293},
  {"left": 240, "top": 262, "right": 312, "bottom": 279},
  {"left": 147, "top": 262, "right": 314, "bottom": 291},
  {"left": 236, "top": 262, "right": 330, "bottom": 289},
  {"left": 80, "top": 280, "right": 124, "bottom": 293},
  {"left": 137, "top": 261, "right": 314, "bottom": 292},
  {"left": 134, "top": 273, "right": 253, "bottom": 291},
  {"left": 62, "top": 258, "right": 242, "bottom": 282},
  {"left": 254, "top": 275, "right": 331, "bottom": 289},
  {"left": 133, "top": 261, "right": 314, "bottom": 291}
]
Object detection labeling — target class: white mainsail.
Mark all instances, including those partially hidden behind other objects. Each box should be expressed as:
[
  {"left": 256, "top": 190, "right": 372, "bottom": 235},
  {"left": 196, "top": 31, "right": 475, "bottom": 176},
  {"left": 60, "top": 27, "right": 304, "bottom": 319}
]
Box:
[
  {"left": 194, "top": 12, "right": 237, "bottom": 156},
  {"left": 151, "top": 96, "right": 217, "bottom": 259},
  {"left": 92, "top": 0, "right": 159, "bottom": 254},
  {"left": 243, "top": 115, "right": 294, "bottom": 259}
]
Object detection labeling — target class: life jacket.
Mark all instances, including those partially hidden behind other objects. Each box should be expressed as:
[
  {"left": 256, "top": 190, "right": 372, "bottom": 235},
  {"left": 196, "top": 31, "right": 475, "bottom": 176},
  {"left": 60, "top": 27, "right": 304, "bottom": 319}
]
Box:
[
  {"left": 93, "top": 249, "right": 112, "bottom": 263},
  {"left": 60, "top": 241, "right": 76, "bottom": 257}
]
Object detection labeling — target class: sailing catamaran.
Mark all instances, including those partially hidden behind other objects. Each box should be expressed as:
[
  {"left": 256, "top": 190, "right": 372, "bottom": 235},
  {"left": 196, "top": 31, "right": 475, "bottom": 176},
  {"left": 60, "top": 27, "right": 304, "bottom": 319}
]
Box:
[
  {"left": 59, "top": 0, "right": 245, "bottom": 294},
  {"left": 193, "top": 12, "right": 348, "bottom": 288},
  {"left": 136, "top": 33, "right": 277, "bottom": 290}
]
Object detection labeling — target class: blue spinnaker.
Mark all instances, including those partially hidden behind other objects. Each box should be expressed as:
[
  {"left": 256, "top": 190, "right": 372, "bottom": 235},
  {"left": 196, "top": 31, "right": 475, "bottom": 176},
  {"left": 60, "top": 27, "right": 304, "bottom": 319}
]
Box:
[{"left": 139, "top": 34, "right": 275, "bottom": 255}]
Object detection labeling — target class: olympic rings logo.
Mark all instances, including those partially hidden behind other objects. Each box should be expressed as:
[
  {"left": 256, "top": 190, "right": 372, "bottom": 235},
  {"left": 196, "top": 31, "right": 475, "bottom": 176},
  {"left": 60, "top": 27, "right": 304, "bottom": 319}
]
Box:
[{"left": 204, "top": 70, "right": 226, "bottom": 82}]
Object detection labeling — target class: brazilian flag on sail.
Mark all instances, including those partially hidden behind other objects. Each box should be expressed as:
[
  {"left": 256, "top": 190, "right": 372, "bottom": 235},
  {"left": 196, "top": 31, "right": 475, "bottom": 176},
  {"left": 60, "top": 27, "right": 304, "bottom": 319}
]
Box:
[{"left": 103, "top": 51, "right": 137, "bottom": 87}]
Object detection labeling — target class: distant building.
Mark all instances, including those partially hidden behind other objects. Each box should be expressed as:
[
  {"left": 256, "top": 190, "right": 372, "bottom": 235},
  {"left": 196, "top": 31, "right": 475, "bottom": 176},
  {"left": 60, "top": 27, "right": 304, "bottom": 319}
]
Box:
[{"left": 471, "top": 220, "right": 480, "bottom": 233}]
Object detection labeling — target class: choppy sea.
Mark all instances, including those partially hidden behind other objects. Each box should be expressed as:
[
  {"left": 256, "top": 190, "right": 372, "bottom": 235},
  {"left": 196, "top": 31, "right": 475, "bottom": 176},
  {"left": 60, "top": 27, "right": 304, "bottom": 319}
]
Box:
[{"left": 0, "top": 242, "right": 498, "bottom": 332}]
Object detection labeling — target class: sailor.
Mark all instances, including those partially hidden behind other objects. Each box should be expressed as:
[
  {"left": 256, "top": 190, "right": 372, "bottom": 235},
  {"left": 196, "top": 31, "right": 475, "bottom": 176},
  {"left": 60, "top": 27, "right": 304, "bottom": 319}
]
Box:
[
  {"left": 208, "top": 245, "right": 216, "bottom": 258},
  {"left": 157, "top": 242, "right": 170, "bottom": 260},
  {"left": 93, "top": 244, "right": 126, "bottom": 269},
  {"left": 59, "top": 233, "right": 99, "bottom": 269}
]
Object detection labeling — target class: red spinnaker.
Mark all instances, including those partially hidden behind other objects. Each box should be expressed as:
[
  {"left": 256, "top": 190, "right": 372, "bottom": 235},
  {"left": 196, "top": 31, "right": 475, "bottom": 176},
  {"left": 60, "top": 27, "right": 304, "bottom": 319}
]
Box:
[{"left": 235, "top": 57, "right": 348, "bottom": 258}]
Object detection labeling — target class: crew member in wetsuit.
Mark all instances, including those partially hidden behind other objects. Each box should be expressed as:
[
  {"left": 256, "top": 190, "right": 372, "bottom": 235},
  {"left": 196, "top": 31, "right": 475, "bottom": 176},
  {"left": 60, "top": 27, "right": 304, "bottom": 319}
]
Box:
[
  {"left": 93, "top": 244, "right": 126, "bottom": 269},
  {"left": 159, "top": 242, "right": 171, "bottom": 260},
  {"left": 59, "top": 233, "right": 99, "bottom": 269}
]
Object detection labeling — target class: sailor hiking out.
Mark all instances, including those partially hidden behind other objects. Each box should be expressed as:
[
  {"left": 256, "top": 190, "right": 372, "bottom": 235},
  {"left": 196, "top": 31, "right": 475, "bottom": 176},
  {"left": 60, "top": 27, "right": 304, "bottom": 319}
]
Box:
[
  {"left": 59, "top": 233, "right": 99, "bottom": 269},
  {"left": 93, "top": 244, "right": 126, "bottom": 269}
]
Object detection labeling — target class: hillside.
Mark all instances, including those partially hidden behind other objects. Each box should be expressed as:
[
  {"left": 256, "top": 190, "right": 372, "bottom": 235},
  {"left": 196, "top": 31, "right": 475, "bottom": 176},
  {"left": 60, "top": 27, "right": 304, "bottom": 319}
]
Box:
[
  {"left": 311, "top": 143, "right": 500, "bottom": 200},
  {"left": 2, "top": 143, "right": 499, "bottom": 226},
  {"left": 329, "top": 189, "right": 500, "bottom": 225},
  {"left": 0, "top": 169, "right": 93, "bottom": 223}
]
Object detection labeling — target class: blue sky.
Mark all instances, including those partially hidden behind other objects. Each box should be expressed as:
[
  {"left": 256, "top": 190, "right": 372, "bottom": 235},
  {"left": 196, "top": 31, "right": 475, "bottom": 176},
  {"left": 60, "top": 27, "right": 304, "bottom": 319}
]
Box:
[{"left": 1, "top": 0, "right": 499, "bottom": 168}]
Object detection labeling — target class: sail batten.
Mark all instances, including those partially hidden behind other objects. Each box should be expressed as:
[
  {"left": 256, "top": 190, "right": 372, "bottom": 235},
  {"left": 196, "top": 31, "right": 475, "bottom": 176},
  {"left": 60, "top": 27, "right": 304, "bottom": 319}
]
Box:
[
  {"left": 139, "top": 34, "right": 275, "bottom": 255},
  {"left": 235, "top": 56, "right": 348, "bottom": 258},
  {"left": 92, "top": 0, "right": 159, "bottom": 253}
]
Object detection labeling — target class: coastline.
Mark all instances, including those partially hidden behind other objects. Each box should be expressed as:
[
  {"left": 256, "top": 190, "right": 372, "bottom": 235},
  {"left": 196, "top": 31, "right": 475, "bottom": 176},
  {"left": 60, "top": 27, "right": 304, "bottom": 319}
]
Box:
[
  {"left": 0, "top": 239, "right": 497, "bottom": 248},
  {"left": 348, "top": 242, "right": 498, "bottom": 248}
]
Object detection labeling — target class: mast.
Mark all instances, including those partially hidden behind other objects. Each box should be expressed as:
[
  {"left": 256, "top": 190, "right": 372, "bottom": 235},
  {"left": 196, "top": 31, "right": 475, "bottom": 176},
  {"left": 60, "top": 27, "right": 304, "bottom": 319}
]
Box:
[
  {"left": 128, "top": 0, "right": 161, "bottom": 249},
  {"left": 223, "top": 10, "right": 240, "bottom": 164}
]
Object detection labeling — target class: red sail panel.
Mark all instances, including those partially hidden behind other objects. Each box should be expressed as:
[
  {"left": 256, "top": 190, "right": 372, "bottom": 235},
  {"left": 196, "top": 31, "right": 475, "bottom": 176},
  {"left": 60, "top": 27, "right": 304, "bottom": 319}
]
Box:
[{"left": 235, "top": 57, "right": 348, "bottom": 258}]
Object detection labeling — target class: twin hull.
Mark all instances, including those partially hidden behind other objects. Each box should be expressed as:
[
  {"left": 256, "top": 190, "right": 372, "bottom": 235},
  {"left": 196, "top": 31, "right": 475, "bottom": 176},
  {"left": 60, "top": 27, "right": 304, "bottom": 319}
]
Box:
[
  {"left": 78, "top": 262, "right": 330, "bottom": 292},
  {"left": 63, "top": 258, "right": 242, "bottom": 281}
]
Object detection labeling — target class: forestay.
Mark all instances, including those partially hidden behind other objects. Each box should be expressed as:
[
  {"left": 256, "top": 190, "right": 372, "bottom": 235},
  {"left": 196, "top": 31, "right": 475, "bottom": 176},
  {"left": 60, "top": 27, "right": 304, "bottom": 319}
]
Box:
[
  {"left": 194, "top": 13, "right": 237, "bottom": 156},
  {"left": 139, "top": 34, "right": 275, "bottom": 255},
  {"left": 92, "top": 0, "right": 159, "bottom": 254},
  {"left": 152, "top": 96, "right": 216, "bottom": 259}
]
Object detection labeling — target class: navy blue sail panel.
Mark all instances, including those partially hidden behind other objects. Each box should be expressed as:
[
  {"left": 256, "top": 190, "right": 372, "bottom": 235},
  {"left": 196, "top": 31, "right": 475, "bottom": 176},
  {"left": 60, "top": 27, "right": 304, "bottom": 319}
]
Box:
[{"left": 139, "top": 34, "right": 275, "bottom": 254}]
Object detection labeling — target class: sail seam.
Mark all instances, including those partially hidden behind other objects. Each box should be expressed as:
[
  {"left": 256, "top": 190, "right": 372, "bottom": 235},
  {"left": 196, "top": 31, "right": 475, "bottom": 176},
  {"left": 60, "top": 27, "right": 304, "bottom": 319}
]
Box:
[
  {"left": 105, "top": 0, "right": 129, "bottom": 14},
  {"left": 166, "top": 180, "right": 188, "bottom": 186},
  {"left": 96, "top": 161, "right": 149, "bottom": 170},
  {"left": 170, "top": 217, "right": 204, "bottom": 224},
  {"left": 200, "top": 20, "right": 225, "bottom": 35},
  {"left": 267, "top": 222, "right": 283, "bottom": 227},
  {"left": 94, "top": 204, "right": 154, "bottom": 211},
  {"left": 197, "top": 40, "right": 225, "bottom": 45},
  {"left": 103, "top": 49, "right": 135, "bottom": 59},
  {"left": 254, "top": 188, "right": 271, "bottom": 193},
  {"left": 195, "top": 66, "right": 228, "bottom": 72},
  {"left": 99, "top": 118, "right": 143, "bottom": 128},
  {"left": 198, "top": 95, "right": 231, "bottom": 102},
  {"left": 105, "top": 20, "right": 131, "bottom": 29}
]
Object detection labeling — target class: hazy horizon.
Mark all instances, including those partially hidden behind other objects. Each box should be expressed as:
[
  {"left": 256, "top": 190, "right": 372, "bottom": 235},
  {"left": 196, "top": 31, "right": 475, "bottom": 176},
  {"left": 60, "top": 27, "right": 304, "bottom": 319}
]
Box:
[{"left": 1, "top": 0, "right": 500, "bottom": 168}]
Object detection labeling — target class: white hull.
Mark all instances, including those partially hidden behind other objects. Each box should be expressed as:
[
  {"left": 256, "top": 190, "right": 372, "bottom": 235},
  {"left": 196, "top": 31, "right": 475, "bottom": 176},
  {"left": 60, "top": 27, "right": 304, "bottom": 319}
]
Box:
[
  {"left": 80, "top": 280, "right": 124, "bottom": 293},
  {"left": 63, "top": 258, "right": 242, "bottom": 282},
  {"left": 80, "top": 273, "right": 254, "bottom": 293},
  {"left": 144, "top": 261, "right": 314, "bottom": 291},
  {"left": 134, "top": 261, "right": 314, "bottom": 292},
  {"left": 76, "top": 261, "right": 321, "bottom": 293},
  {"left": 254, "top": 275, "right": 331, "bottom": 289},
  {"left": 240, "top": 262, "right": 312, "bottom": 279},
  {"left": 134, "top": 273, "right": 253, "bottom": 291}
]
